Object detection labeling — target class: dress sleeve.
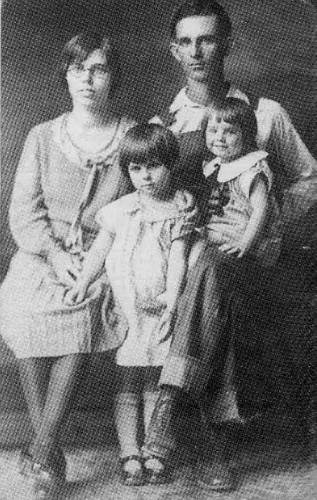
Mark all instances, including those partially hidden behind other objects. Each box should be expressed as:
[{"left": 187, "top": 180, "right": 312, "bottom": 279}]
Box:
[
  {"left": 239, "top": 159, "right": 273, "bottom": 198},
  {"left": 95, "top": 202, "right": 118, "bottom": 236},
  {"left": 9, "top": 126, "right": 64, "bottom": 258},
  {"left": 270, "top": 103, "right": 317, "bottom": 180},
  {"left": 171, "top": 191, "right": 199, "bottom": 241}
]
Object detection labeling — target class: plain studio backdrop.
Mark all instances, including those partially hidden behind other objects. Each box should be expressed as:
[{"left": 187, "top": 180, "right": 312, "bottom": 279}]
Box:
[{"left": 0, "top": 0, "right": 316, "bottom": 416}]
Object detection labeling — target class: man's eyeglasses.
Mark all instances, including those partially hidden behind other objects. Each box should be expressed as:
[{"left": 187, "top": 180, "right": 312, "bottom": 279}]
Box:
[{"left": 67, "top": 63, "right": 110, "bottom": 78}]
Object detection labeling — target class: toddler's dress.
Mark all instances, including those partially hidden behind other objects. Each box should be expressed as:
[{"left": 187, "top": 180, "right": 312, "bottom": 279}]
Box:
[
  {"left": 0, "top": 114, "right": 134, "bottom": 358},
  {"left": 204, "top": 150, "right": 281, "bottom": 266},
  {"left": 95, "top": 190, "right": 198, "bottom": 366}
]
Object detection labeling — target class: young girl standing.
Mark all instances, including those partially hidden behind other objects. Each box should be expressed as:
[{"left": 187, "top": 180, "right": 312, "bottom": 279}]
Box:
[{"left": 66, "top": 123, "right": 198, "bottom": 486}]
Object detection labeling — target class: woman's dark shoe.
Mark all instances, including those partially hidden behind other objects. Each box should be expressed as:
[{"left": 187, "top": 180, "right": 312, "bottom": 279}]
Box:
[
  {"left": 18, "top": 446, "right": 33, "bottom": 476},
  {"left": 119, "top": 455, "right": 145, "bottom": 486},
  {"left": 31, "top": 461, "right": 65, "bottom": 500},
  {"left": 143, "top": 456, "right": 171, "bottom": 485},
  {"left": 19, "top": 446, "right": 67, "bottom": 499}
]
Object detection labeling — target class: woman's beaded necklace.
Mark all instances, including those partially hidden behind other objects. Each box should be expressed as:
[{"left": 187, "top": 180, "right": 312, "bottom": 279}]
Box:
[{"left": 62, "top": 113, "right": 120, "bottom": 169}]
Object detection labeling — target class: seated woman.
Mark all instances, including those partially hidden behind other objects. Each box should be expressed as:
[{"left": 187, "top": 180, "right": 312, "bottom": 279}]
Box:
[
  {"left": 0, "top": 31, "right": 135, "bottom": 499},
  {"left": 143, "top": 98, "right": 282, "bottom": 491}
]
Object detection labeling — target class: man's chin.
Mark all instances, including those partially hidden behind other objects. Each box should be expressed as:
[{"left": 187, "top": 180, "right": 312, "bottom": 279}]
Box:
[{"left": 188, "top": 70, "right": 209, "bottom": 83}]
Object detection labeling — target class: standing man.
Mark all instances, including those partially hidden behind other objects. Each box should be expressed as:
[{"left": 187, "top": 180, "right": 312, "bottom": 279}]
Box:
[{"left": 144, "top": 0, "right": 316, "bottom": 493}]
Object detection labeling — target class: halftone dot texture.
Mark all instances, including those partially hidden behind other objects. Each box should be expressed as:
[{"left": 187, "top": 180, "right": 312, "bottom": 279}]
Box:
[{"left": 1, "top": 0, "right": 316, "bottom": 498}]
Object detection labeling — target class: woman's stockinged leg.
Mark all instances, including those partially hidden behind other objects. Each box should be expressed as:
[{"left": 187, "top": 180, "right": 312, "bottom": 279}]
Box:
[
  {"left": 18, "top": 358, "right": 51, "bottom": 446},
  {"left": 31, "top": 353, "right": 83, "bottom": 466}
]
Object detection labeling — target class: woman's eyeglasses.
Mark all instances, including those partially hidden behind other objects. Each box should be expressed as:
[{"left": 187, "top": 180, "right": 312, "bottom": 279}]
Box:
[{"left": 68, "top": 63, "right": 109, "bottom": 78}]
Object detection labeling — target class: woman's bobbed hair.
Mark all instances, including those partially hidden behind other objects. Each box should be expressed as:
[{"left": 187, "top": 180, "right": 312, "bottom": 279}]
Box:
[
  {"left": 119, "top": 123, "right": 180, "bottom": 179},
  {"left": 207, "top": 97, "right": 258, "bottom": 153},
  {"left": 59, "top": 31, "right": 121, "bottom": 92}
]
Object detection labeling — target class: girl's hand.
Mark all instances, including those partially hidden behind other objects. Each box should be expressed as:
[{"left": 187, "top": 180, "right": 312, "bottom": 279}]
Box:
[
  {"left": 49, "top": 250, "right": 82, "bottom": 288},
  {"left": 64, "top": 278, "right": 88, "bottom": 306}
]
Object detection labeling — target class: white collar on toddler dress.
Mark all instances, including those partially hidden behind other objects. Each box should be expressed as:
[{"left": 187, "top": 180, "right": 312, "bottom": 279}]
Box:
[{"left": 203, "top": 150, "right": 268, "bottom": 182}]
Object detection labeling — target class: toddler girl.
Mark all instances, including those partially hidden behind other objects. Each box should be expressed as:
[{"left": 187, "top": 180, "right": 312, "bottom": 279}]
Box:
[
  {"left": 66, "top": 123, "right": 198, "bottom": 485},
  {"left": 203, "top": 97, "right": 281, "bottom": 264}
]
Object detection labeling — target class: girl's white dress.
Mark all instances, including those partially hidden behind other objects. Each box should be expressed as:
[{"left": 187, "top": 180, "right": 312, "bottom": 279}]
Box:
[{"left": 96, "top": 190, "right": 198, "bottom": 367}]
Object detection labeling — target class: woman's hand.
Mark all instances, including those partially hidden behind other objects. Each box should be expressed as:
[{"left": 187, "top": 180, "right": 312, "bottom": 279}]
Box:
[{"left": 49, "top": 250, "right": 82, "bottom": 288}]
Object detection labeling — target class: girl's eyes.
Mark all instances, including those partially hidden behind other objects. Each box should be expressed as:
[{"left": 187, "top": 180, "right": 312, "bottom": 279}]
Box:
[
  {"left": 128, "top": 162, "right": 162, "bottom": 171},
  {"left": 207, "top": 127, "right": 240, "bottom": 135},
  {"left": 207, "top": 127, "right": 217, "bottom": 134},
  {"left": 128, "top": 164, "right": 141, "bottom": 172}
]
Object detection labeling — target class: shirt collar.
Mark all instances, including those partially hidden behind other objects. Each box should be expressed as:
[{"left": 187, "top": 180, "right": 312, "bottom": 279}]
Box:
[
  {"left": 204, "top": 150, "right": 268, "bottom": 182},
  {"left": 169, "top": 85, "right": 250, "bottom": 113}
]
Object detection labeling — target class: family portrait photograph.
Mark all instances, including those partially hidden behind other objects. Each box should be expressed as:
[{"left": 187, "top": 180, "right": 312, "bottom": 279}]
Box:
[{"left": 0, "top": 0, "right": 316, "bottom": 498}]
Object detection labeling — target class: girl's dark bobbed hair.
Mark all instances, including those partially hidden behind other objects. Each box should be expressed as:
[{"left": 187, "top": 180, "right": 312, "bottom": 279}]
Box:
[
  {"left": 208, "top": 97, "right": 258, "bottom": 153},
  {"left": 59, "top": 31, "right": 121, "bottom": 91},
  {"left": 119, "top": 123, "right": 180, "bottom": 178}
]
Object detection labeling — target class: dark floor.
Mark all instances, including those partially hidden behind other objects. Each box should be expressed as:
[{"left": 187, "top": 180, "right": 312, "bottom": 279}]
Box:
[{"left": 0, "top": 409, "right": 316, "bottom": 500}]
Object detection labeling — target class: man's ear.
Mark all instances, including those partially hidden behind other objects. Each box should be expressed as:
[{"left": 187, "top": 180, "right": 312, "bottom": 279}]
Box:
[
  {"left": 170, "top": 40, "right": 181, "bottom": 62},
  {"left": 222, "top": 36, "right": 233, "bottom": 57}
]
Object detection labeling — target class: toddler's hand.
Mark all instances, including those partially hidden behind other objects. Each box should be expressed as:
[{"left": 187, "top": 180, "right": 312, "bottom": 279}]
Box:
[
  {"left": 219, "top": 239, "right": 251, "bottom": 258},
  {"left": 157, "top": 292, "right": 168, "bottom": 306}
]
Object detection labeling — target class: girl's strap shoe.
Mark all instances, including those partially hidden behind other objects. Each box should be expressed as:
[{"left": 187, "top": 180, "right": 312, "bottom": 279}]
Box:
[
  {"left": 119, "top": 455, "right": 145, "bottom": 486},
  {"left": 143, "top": 455, "right": 171, "bottom": 485}
]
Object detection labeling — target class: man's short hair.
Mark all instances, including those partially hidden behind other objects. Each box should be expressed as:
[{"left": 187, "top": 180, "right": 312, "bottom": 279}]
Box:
[{"left": 170, "top": 0, "right": 232, "bottom": 39}]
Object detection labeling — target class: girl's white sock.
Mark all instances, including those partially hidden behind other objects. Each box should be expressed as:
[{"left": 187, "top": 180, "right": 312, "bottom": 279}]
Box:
[{"left": 114, "top": 392, "right": 141, "bottom": 458}]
